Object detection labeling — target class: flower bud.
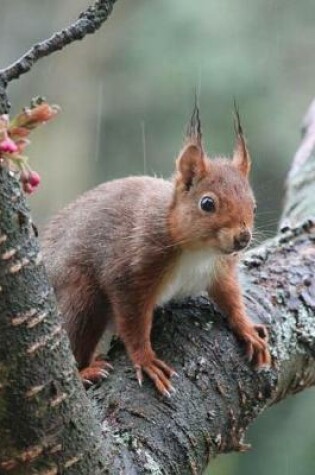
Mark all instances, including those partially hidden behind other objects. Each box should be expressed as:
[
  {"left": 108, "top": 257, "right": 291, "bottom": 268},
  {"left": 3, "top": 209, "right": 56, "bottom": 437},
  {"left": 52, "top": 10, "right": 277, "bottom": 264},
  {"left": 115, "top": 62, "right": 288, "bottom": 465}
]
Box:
[
  {"left": 23, "top": 182, "right": 35, "bottom": 194},
  {"left": 0, "top": 137, "right": 18, "bottom": 154},
  {"left": 28, "top": 170, "right": 41, "bottom": 187}
]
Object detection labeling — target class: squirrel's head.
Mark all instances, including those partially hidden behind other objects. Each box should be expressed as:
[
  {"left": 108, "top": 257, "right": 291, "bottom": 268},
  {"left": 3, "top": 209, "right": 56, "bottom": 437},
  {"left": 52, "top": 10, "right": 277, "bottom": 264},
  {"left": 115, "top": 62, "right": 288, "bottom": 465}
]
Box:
[{"left": 169, "top": 104, "right": 255, "bottom": 255}]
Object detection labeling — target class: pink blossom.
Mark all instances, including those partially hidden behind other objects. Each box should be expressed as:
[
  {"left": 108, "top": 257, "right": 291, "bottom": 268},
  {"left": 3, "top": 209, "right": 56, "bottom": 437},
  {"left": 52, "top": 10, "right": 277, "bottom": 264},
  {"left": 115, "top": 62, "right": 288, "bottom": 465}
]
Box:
[
  {"left": 28, "top": 171, "right": 41, "bottom": 187},
  {"left": 23, "top": 182, "right": 35, "bottom": 194},
  {"left": 0, "top": 137, "right": 18, "bottom": 154}
]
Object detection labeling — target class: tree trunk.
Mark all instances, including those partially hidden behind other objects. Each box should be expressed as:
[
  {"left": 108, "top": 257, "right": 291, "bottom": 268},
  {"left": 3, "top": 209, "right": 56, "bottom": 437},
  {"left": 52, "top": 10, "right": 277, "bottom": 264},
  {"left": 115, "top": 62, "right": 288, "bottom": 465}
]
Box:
[
  {"left": 0, "top": 167, "right": 109, "bottom": 474},
  {"left": 0, "top": 2, "right": 118, "bottom": 473}
]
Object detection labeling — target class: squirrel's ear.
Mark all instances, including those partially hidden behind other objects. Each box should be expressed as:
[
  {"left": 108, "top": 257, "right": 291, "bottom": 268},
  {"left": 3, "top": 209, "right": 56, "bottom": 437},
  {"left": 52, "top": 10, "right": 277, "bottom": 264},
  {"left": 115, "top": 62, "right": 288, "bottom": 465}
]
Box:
[
  {"left": 176, "top": 99, "right": 206, "bottom": 190},
  {"left": 232, "top": 104, "right": 251, "bottom": 177},
  {"left": 176, "top": 144, "right": 206, "bottom": 190}
]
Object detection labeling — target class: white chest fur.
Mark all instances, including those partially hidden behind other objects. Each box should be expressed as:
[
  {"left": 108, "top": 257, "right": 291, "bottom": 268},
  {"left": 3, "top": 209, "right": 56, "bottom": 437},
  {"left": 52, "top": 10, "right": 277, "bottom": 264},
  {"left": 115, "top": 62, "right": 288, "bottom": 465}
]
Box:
[{"left": 157, "top": 248, "right": 219, "bottom": 305}]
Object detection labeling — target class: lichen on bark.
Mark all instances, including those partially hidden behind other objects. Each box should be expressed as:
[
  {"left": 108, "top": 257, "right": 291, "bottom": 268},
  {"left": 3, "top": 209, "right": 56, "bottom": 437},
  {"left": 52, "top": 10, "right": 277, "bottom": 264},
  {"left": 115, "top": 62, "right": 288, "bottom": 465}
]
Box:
[{"left": 0, "top": 1, "right": 315, "bottom": 473}]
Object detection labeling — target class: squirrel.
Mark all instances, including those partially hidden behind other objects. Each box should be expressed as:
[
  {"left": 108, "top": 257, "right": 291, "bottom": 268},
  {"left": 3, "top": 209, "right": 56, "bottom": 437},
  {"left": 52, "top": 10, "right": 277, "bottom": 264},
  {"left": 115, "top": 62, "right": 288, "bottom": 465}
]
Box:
[{"left": 41, "top": 104, "right": 271, "bottom": 396}]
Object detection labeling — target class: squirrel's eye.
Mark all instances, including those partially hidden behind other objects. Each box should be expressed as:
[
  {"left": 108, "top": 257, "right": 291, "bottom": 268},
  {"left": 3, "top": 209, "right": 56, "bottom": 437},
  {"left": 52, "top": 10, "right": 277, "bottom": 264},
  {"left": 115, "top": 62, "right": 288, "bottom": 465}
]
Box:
[{"left": 200, "top": 196, "right": 216, "bottom": 213}]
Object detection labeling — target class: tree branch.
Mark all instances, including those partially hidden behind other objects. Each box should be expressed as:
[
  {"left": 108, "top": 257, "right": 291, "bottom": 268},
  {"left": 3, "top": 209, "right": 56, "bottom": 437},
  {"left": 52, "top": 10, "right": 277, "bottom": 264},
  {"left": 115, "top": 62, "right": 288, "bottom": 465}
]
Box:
[
  {"left": 281, "top": 97, "right": 315, "bottom": 228},
  {"left": 0, "top": 0, "right": 117, "bottom": 113},
  {"left": 1, "top": 2, "right": 315, "bottom": 472},
  {"left": 87, "top": 100, "right": 315, "bottom": 474}
]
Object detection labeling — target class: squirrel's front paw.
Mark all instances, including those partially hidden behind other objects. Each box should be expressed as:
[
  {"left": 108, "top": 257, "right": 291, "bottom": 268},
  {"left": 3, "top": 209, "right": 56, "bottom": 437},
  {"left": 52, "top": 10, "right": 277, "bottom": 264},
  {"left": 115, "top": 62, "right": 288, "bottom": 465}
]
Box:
[
  {"left": 79, "top": 359, "right": 113, "bottom": 388},
  {"left": 135, "top": 357, "right": 177, "bottom": 397},
  {"left": 242, "top": 324, "right": 271, "bottom": 368}
]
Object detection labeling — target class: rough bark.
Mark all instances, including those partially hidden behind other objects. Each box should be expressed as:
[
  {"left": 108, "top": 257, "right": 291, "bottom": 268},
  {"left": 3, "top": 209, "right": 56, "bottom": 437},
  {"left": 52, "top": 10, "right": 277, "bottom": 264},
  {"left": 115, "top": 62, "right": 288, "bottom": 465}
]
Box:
[
  {"left": 0, "top": 1, "right": 118, "bottom": 474},
  {"left": 87, "top": 100, "right": 315, "bottom": 474},
  {"left": 0, "top": 168, "right": 110, "bottom": 474},
  {"left": 1, "top": 1, "right": 315, "bottom": 474}
]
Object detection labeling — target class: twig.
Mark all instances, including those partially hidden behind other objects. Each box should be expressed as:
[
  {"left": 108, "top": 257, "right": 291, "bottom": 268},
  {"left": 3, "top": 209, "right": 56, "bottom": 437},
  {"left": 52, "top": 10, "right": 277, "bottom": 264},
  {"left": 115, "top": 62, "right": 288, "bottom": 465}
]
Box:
[{"left": 0, "top": 0, "right": 117, "bottom": 113}]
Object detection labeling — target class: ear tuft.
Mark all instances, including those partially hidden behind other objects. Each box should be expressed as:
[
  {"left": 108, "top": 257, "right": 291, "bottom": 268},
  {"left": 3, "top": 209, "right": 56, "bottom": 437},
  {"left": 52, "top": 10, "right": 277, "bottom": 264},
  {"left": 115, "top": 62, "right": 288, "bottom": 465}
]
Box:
[
  {"left": 176, "top": 98, "right": 206, "bottom": 190},
  {"left": 232, "top": 102, "right": 251, "bottom": 176},
  {"left": 176, "top": 144, "right": 206, "bottom": 190},
  {"left": 186, "top": 97, "right": 203, "bottom": 149}
]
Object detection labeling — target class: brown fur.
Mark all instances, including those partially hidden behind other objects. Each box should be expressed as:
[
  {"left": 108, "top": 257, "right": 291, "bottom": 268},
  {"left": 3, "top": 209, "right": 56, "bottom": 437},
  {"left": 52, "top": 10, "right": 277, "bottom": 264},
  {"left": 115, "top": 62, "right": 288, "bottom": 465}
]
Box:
[{"left": 41, "top": 110, "right": 270, "bottom": 395}]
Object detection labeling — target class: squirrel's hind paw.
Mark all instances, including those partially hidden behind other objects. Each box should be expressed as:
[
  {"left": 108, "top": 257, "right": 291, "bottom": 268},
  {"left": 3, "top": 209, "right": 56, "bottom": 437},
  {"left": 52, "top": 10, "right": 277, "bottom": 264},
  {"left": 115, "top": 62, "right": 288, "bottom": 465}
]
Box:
[{"left": 80, "top": 359, "right": 113, "bottom": 388}]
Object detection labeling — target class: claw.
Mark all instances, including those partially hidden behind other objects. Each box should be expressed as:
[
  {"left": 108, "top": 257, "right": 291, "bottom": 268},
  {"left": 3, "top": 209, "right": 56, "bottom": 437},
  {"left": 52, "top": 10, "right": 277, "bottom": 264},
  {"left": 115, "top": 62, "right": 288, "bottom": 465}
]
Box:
[
  {"left": 246, "top": 342, "right": 254, "bottom": 362},
  {"left": 241, "top": 324, "right": 271, "bottom": 369},
  {"left": 91, "top": 360, "right": 113, "bottom": 370},
  {"left": 79, "top": 359, "right": 113, "bottom": 387},
  {"left": 99, "top": 370, "right": 110, "bottom": 378},
  {"left": 256, "top": 364, "right": 270, "bottom": 372},
  {"left": 134, "top": 357, "right": 176, "bottom": 396},
  {"left": 135, "top": 365, "right": 143, "bottom": 386}
]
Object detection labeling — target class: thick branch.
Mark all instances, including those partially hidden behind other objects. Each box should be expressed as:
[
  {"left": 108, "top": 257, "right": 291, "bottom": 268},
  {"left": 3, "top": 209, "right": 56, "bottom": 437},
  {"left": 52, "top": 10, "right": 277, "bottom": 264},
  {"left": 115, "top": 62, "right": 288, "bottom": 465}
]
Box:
[
  {"left": 86, "top": 102, "right": 315, "bottom": 474},
  {"left": 281, "top": 97, "right": 315, "bottom": 227},
  {"left": 0, "top": 0, "right": 117, "bottom": 113},
  {"left": 0, "top": 1, "right": 119, "bottom": 472},
  {"left": 0, "top": 167, "right": 108, "bottom": 474}
]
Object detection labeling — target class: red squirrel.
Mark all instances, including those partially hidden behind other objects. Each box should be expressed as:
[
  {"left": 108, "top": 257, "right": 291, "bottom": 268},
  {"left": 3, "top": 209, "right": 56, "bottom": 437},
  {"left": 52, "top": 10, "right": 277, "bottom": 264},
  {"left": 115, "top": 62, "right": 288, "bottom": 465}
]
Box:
[{"left": 42, "top": 105, "right": 270, "bottom": 396}]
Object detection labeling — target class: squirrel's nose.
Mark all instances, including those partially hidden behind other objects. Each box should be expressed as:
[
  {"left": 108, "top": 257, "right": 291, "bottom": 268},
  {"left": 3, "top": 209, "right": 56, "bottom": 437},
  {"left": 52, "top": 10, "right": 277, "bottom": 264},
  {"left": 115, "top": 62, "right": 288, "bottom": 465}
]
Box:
[{"left": 233, "top": 230, "right": 251, "bottom": 251}]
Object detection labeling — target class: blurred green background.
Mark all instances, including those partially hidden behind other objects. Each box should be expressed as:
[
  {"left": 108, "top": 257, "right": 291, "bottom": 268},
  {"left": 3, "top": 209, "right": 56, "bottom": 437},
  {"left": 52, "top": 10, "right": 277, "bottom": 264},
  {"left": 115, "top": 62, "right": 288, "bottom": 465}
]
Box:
[{"left": 1, "top": 1, "right": 315, "bottom": 473}]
